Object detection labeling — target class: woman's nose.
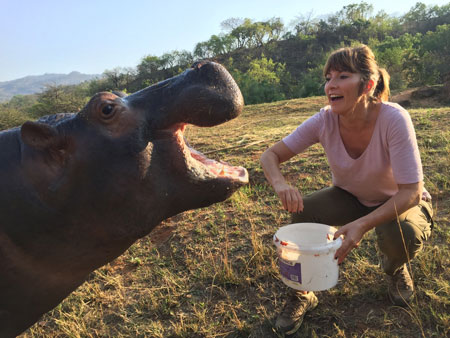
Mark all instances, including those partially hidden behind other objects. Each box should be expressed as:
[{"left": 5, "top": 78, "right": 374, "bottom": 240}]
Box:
[{"left": 326, "top": 78, "right": 337, "bottom": 89}]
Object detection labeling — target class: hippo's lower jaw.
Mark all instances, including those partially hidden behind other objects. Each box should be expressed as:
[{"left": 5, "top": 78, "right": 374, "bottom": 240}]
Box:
[
  {"left": 189, "top": 147, "right": 247, "bottom": 181},
  {"left": 162, "top": 123, "right": 248, "bottom": 185}
]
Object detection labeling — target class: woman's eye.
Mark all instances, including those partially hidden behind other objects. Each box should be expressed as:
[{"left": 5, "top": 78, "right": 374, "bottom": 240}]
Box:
[
  {"left": 102, "top": 104, "right": 114, "bottom": 116},
  {"left": 340, "top": 75, "right": 348, "bottom": 79},
  {"left": 325, "top": 78, "right": 330, "bottom": 82}
]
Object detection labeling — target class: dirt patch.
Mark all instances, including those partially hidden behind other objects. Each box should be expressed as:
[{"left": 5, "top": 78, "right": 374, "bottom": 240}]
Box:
[{"left": 391, "top": 85, "right": 447, "bottom": 108}]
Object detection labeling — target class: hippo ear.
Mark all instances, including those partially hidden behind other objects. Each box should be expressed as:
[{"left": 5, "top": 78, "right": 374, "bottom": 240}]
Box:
[
  {"left": 21, "top": 121, "right": 73, "bottom": 169},
  {"left": 21, "top": 121, "right": 60, "bottom": 150},
  {"left": 21, "top": 121, "right": 73, "bottom": 191}
]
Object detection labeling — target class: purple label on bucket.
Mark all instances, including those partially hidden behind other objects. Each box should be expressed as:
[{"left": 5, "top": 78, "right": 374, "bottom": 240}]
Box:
[{"left": 279, "top": 258, "right": 302, "bottom": 284}]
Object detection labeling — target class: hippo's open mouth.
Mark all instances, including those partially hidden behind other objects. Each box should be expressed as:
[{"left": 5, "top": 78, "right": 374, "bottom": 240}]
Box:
[{"left": 162, "top": 124, "right": 248, "bottom": 184}]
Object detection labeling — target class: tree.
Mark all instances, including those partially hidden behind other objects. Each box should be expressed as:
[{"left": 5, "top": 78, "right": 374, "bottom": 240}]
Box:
[
  {"left": 373, "top": 33, "right": 422, "bottom": 89},
  {"left": 233, "top": 55, "right": 287, "bottom": 104},
  {"left": 292, "top": 11, "right": 318, "bottom": 36},
  {"left": 418, "top": 24, "right": 450, "bottom": 84},
  {"left": 194, "top": 41, "right": 214, "bottom": 59},
  {"left": 267, "top": 17, "right": 285, "bottom": 41},
  {"left": 230, "top": 18, "right": 255, "bottom": 48},
  {"left": 173, "top": 50, "right": 194, "bottom": 68},
  {"left": 137, "top": 55, "right": 164, "bottom": 77},
  {"left": 102, "top": 67, "right": 136, "bottom": 91},
  {"left": 401, "top": 2, "right": 450, "bottom": 34},
  {"left": 29, "top": 84, "right": 89, "bottom": 117},
  {"left": 194, "top": 35, "right": 234, "bottom": 59},
  {"left": 220, "top": 18, "right": 245, "bottom": 33},
  {"left": 337, "top": 2, "right": 373, "bottom": 24}
]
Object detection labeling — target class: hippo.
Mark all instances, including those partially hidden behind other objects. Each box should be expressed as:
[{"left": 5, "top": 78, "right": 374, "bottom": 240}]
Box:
[{"left": 0, "top": 61, "right": 248, "bottom": 337}]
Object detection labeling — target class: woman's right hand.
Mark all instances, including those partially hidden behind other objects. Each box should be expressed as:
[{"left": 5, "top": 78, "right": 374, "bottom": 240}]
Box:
[
  {"left": 260, "top": 141, "right": 303, "bottom": 213},
  {"left": 273, "top": 182, "right": 304, "bottom": 213}
]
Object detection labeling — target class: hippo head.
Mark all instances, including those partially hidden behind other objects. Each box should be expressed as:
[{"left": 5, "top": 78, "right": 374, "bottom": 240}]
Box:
[
  {"left": 19, "top": 61, "right": 248, "bottom": 240},
  {"left": 1, "top": 62, "right": 248, "bottom": 337}
]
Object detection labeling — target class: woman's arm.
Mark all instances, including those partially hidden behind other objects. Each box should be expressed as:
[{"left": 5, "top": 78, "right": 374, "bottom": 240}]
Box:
[
  {"left": 333, "top": 181, "right": 423, "bottom": 264},
  {"left": 260, "top": 141, "right": 304, "bottom": 213}
]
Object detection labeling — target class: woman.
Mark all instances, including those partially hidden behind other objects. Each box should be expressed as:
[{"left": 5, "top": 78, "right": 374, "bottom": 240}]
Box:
[{"left": 260, "top": 45, "right": 433, "bottom": 335}]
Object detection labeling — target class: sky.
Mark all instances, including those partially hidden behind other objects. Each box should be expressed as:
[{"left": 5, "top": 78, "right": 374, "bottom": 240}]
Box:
[{"left": 0, "top": 0, "right": 448, "bottom": 82}]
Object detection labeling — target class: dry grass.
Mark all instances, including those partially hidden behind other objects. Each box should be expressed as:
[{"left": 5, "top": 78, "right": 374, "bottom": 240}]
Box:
[{"left": 19, "top": 96, "right": 449, "bottom": 337}]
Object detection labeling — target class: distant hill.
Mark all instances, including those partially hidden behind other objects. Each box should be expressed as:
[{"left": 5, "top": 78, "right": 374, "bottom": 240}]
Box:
[{"left": 0, "top": 71, "right": 100, "bottom": 102}]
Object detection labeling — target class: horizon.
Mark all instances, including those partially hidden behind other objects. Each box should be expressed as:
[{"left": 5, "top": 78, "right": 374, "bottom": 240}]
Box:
[
  {"left": 1, "top": 0, "right": 448, "bottom": 82},
  {"left": 0, "top": 71, "right": 101, "bottom": 84}
]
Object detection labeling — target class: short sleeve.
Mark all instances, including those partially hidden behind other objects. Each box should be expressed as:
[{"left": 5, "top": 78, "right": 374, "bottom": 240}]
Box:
[
  {"left": 282, "top": 110, "right": 324, "bottom": 154},
  {"left": 387, "top": 108, "right": 423, "bottom": 184}
]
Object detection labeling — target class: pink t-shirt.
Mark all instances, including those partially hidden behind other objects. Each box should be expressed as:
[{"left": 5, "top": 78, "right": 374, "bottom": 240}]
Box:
[{"left": 282, "top": 102, "right": 423, "bottom": 207}]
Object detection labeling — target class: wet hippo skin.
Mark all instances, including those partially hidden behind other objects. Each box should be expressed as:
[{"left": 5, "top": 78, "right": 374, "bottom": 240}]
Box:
[{"left": 0, "top": 61, "right": 248, "bottom": 337}]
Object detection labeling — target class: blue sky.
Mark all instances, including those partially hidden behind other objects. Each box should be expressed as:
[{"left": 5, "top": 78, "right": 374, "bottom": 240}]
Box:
[{"left": 0, "top": 0, "right": 447, "bottom": 81}]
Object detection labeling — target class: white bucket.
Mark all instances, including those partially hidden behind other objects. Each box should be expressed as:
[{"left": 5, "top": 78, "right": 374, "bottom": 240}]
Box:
[{"left": 273, "top": 223, "right": 342, "bottom": 291}]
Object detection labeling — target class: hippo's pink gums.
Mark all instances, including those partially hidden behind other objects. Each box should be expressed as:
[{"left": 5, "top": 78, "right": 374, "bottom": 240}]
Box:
[{"left": 0, "top": 62, "right": 248, "bottom": 337}]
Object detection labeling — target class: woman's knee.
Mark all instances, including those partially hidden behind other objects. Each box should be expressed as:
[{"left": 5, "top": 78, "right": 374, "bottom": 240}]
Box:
[
  {"left": 376, "top": 219, "right": 426, "bottom": 261},
  {"left": 291, "top": 186, "right": 369, "bottom": 225}
]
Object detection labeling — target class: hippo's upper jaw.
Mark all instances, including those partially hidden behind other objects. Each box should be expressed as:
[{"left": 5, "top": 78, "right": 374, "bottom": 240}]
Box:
[{"left": 126, "top": 61, "right": 245, "bottom": 130}]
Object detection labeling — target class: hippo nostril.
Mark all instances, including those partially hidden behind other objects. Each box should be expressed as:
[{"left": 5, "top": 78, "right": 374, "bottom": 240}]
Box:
[
  {"left": 191, "top": 60, "right": 209, "bottom": 70},
  {"left": 191, "top": 62, "right": 201, "bottom": 70}
]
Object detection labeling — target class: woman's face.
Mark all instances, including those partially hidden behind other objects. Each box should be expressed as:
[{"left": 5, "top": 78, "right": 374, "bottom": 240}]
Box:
[{"left": 324, "top": 70, "right": 364, "bottom": 115}]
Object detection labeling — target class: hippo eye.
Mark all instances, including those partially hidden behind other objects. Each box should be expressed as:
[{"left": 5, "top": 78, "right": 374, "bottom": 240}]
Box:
[{"left": 101, "top": 104, "right": 115, "bottom": 118}]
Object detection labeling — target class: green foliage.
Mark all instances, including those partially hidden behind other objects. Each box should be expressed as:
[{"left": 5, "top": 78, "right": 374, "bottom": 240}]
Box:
[
  {"left": 7, "top": 94, "right": 38, "bottom": 110},
  {"left": 28, "top": 84, "right": 90, "bottom": 117},
  {"left": 298, "top": 66, "right": 326, "bottom": 97},
  {"left": 419, "top": 24, "right": 450, "bottom": 82},
  {"left": 401, "top": 2, "right": 450, "bottom": 34},
  {"left": 232, "top": 56, "right": 286, "bottom": 104},
  {"left": 0, "top": 106, "right": 31, "bottom": 129},
  {"left": 0, "top": 95, "right": 38, "bottom": 129},
  {"left": 373, "top": 33, "right": 421, "bottom": 89}
]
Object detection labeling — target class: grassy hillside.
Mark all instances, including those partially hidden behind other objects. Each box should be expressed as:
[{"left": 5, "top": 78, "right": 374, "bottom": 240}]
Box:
[{"left": 15, "top": 97, "right": 450, "bottom": 337}]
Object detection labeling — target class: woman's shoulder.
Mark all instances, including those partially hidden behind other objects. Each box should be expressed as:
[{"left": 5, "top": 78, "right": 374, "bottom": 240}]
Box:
[
  {"left": 317, "top": 105, "right": 336, "bottom": 120},
  {"left": 380, "top": 101, "right": 409, "bottom": 115},
  {"left": 379, "top": 101, "right": 412, "bottom": 123},
  {"left": 379, "top": 102, "right": 416, "bottom": 137},
  {"left": 308, "top": 106, "right": 337, "bottom": 128}
]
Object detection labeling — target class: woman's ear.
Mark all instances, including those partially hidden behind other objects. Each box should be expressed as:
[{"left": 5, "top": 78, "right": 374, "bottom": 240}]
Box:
[{"left": 365, "top": 79, "right": 375, "bottom": 93}]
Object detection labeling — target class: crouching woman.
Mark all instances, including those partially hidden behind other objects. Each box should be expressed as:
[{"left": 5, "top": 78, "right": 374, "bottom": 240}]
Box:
[{"left": 260, "top": 45, "right": 433, "bottom": 335}]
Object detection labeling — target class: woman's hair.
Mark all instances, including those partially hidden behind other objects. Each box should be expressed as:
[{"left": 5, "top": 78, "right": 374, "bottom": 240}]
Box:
[{"left": 323, "top": 45, "right": 390, "bottom": 102}]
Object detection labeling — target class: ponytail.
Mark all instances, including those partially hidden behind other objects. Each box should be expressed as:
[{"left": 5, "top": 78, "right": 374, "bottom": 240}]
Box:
[{"left": 373, "top": 68, "right": 390, "bottom": 102}]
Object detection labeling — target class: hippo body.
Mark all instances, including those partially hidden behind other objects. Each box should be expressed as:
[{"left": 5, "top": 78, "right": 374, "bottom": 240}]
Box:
[{"left": 0, "top": 62, "right": 248, "bottom": 337}]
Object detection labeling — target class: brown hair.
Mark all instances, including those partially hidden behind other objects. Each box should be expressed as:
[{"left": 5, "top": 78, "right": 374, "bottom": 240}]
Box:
[{"left": 323, "top": 45, "right": 390, "bottom": 102}]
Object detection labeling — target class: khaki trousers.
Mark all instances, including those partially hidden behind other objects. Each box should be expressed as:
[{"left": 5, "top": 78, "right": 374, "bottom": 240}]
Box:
[{"left": 291, "top": 186, "right": 434, "bottom": 275}]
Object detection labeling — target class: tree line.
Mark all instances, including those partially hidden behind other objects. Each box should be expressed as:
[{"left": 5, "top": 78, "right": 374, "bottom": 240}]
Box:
[{"left": 1, "top": 2, "right": 449, "bottom": 126}]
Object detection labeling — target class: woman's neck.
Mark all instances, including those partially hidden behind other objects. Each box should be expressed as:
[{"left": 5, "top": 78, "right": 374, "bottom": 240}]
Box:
[{"left": 339, "top": 99, "right": 380, "bottom": 131}]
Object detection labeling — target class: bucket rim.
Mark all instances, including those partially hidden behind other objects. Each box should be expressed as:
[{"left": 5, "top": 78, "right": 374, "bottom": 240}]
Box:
[{"left": 273, "top": 222, "right": 342, "bottom": 253}]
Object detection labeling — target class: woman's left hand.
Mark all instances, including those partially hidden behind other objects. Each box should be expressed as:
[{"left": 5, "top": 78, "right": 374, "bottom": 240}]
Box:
[{"left": 333, "top": 221, "right": 368, "bottom": 264}]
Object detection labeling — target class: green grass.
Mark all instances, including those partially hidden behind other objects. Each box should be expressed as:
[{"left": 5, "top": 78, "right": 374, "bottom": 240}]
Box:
[{"left": 12, "top": 96, "right": 450, "bottom": 337}]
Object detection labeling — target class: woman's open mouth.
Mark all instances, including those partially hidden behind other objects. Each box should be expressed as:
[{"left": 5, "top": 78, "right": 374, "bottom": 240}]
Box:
[{"left": 330, "top": 95, "right": 344, "bottom": 102}]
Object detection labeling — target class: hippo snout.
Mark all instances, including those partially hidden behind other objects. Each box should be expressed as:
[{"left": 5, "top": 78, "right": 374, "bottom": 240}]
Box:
[
  {"left": 126, "top": 61, "right": 244, "bottom": 130},
  {"left": 187, "top": 61, "right": 244, "bottom": 125}
]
